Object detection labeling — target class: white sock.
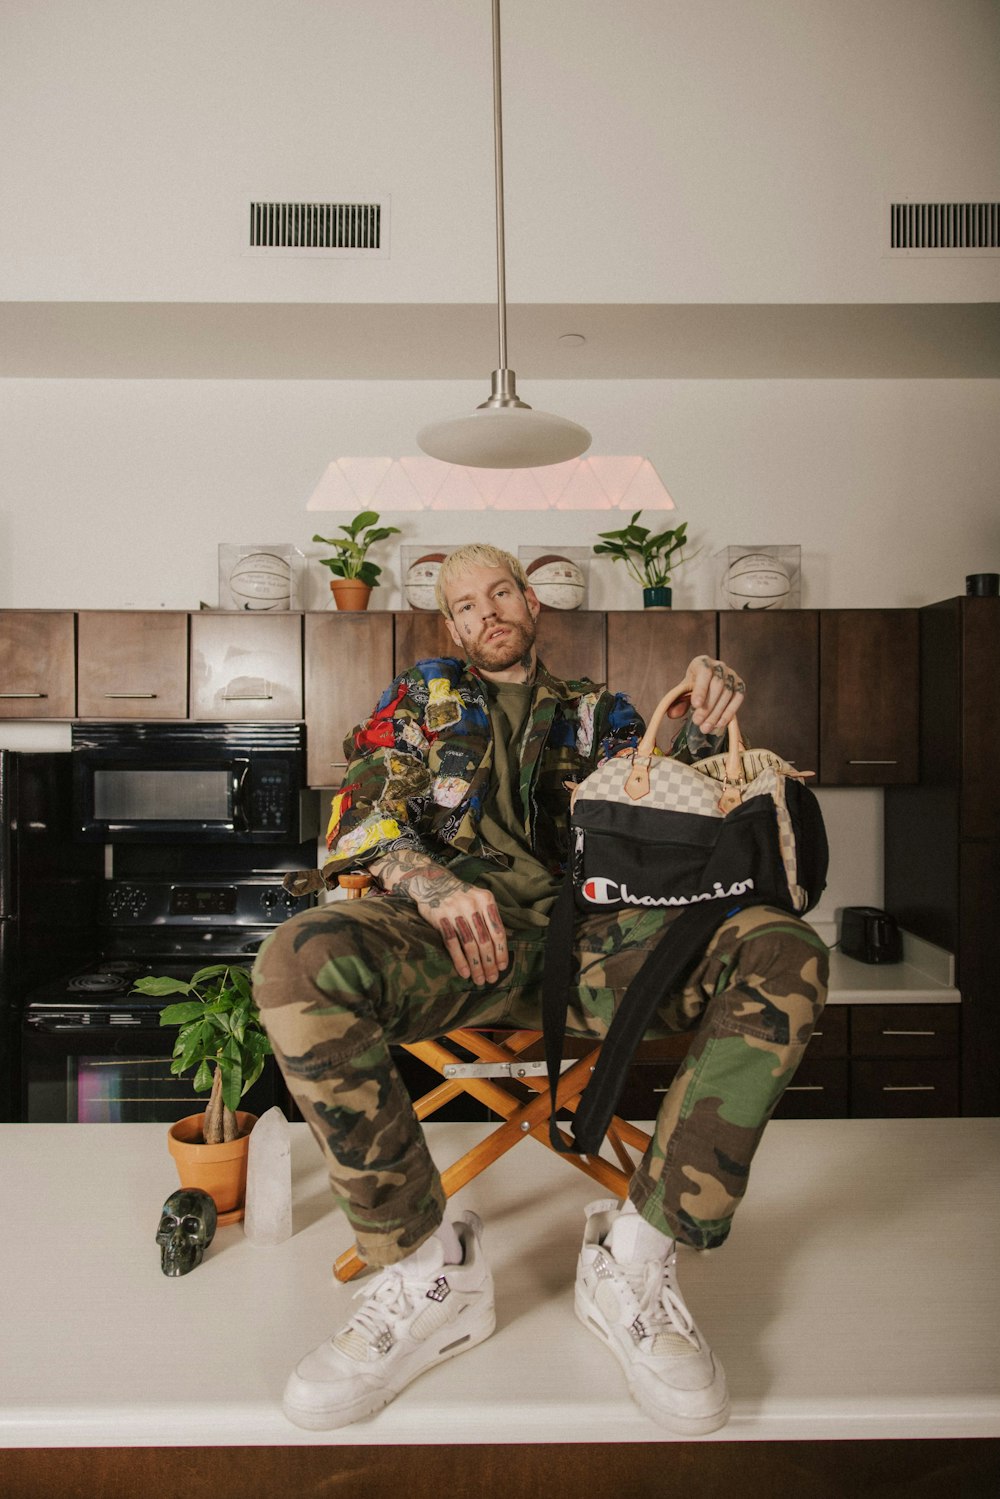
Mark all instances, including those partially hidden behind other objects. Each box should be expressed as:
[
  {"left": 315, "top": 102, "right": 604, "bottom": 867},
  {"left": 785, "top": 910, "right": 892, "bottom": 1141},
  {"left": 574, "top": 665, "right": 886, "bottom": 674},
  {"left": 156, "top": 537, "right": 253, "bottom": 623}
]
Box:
[
  {"left": 606, "top": 1197, "right": 674, "bottom": 1264},
  {"left": 397, "top": 1217, "right": 464, "bottom": 1275},
  {"left": 434, "top": 1216, "right": 464, "bottom": 1265}
]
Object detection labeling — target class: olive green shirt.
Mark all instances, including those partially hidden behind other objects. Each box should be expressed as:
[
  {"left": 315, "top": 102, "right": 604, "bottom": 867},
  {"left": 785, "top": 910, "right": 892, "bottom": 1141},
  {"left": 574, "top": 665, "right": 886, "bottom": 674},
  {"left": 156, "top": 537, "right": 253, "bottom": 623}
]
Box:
[{"left": 449, "top": 678, "right": 561, "bottom": 930}]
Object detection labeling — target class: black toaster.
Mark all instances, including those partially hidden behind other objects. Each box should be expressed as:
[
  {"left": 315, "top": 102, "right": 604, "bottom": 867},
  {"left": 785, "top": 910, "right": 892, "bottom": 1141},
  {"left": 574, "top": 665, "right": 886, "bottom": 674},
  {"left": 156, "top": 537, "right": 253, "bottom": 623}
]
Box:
[{"left": 840, "top": 906, "right": 903, "bottom": 964}]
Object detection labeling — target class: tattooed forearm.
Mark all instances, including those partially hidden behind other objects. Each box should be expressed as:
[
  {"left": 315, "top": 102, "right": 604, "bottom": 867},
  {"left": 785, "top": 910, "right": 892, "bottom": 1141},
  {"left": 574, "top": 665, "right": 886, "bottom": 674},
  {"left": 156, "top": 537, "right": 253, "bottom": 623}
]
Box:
[{"left": 371, "top": 850, "right": 466, "bottom": 907}]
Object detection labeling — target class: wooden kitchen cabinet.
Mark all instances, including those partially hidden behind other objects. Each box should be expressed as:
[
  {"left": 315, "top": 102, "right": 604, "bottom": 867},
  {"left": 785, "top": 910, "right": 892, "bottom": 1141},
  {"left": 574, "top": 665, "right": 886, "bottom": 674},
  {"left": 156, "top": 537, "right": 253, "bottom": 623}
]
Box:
[
  {"left": 305, "top": 612, "right": 393, "bottom": 786},
  {"left": 189, "top": 612, "right": 302, "bottom": 721},
  {"left": 606, "top": 612, "right": 717, "bottom": 749},
  {"left": 819, "top": 609, "right": 919, "bottom": 784},
  {"left": 718, "top": 610, "right": 819, "bottom": 774},
  {"left": 850, "top": 1003, "right": 959, "bottom": 1117},
  {"left": 77, "top": 611, "right": 188, "bottom": 719},
  {"left": 885, "top": 596, "right": 999, "bottom": 1115},
  {"left": 0, "top": 610, "right": 76, "bottom": 718},
  {"left": 394, "top": 609, "right": 454, "bottom": 670}
]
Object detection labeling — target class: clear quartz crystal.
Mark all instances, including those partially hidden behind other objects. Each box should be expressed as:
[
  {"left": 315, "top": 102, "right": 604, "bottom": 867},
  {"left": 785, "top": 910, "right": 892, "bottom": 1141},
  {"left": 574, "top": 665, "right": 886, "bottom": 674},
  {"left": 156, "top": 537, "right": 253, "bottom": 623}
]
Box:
[{"left": 244, "top": 1106, "right": 293, "bottom": 1246}]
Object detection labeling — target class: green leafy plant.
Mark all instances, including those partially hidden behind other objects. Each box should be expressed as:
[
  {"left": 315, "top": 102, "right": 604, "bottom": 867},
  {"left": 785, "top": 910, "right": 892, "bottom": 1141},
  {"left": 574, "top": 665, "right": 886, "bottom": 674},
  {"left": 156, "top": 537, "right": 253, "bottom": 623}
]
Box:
[
  {"left": 313, "top": 510, "right": 401, "bottom": 589},
  {"left": 132, "top": 965, "right": 271, "bottom": 1144},
  {"left": 592, "top": 511, "right": 690, "bottom": 590}
]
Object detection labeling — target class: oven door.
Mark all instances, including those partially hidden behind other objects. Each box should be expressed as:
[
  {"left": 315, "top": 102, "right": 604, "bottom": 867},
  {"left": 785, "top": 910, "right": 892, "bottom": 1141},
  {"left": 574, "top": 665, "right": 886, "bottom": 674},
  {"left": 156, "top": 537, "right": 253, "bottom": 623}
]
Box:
[{"left": 22, "top": 1011, "right": 285, "bottom": 1124}]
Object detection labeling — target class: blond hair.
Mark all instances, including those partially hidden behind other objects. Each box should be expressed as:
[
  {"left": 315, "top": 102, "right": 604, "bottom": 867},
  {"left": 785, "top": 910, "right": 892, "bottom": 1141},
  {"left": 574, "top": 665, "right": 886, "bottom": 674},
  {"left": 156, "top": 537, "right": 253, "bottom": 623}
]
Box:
[{"left": 435, "top": 544, "right": 529, "bottom": 618}]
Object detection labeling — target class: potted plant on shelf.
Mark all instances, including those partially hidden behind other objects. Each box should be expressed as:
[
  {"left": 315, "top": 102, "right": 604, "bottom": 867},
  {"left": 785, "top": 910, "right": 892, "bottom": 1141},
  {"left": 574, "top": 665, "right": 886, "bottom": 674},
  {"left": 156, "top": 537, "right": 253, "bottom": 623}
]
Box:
[
  {"left": 313, "top": 510, "right": 401, "bottom": 611},
  {"left": 592, "top": 511, "right": 690, "bottom": 609},
  {"left": 132, "top": 964, "right": 271, "bottom": 1223}
]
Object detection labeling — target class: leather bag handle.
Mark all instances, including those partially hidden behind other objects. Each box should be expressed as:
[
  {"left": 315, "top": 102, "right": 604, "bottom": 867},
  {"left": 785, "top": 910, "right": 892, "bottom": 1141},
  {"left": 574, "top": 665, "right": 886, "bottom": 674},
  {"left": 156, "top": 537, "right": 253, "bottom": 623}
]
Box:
[{"left": 636, "top": 679, "right": 742, "bottom": 782}]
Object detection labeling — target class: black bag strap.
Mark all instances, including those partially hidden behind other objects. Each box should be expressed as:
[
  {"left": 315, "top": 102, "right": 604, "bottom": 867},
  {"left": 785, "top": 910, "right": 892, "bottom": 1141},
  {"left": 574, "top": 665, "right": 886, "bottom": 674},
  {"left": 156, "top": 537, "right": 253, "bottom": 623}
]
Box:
[{"left": 542, "top": 876, "right": 758, "bottom": 1156}]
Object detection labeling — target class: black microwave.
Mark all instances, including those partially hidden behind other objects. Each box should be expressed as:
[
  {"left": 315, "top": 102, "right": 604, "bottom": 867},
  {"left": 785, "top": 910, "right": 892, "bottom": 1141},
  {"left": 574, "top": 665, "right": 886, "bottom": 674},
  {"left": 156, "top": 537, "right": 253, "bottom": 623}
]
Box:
[{"left": 71, "top": 722, "right": 319, "bottom": 845}]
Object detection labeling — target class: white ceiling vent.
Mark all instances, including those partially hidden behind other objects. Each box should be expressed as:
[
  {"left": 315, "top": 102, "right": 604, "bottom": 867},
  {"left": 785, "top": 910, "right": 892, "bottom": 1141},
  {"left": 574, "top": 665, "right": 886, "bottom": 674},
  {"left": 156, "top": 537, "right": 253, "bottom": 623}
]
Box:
[
  {"left": 247, "top": 200, "right": 389, "bottom": 257},
  {"left": 887, "top": 199, "right": 1000, "bottom": 256}
]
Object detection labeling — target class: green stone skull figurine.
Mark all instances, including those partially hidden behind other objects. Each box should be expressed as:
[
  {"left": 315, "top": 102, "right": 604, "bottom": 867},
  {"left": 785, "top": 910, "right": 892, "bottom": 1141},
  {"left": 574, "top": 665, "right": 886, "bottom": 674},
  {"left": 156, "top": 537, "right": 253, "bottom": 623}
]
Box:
[{"left": 156, "top": 1188, "right": 219, "bottom": 1276}]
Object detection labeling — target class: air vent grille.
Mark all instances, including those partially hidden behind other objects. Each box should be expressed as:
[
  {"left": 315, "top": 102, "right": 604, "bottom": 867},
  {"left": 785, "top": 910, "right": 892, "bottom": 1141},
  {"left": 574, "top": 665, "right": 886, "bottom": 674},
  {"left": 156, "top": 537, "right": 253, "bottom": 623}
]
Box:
[
  {"left": 890, "top": 200, "right": 1000, "bottom": 253},
  {"left": 248, "top": 200, "right": 388, "bottom": 256}
]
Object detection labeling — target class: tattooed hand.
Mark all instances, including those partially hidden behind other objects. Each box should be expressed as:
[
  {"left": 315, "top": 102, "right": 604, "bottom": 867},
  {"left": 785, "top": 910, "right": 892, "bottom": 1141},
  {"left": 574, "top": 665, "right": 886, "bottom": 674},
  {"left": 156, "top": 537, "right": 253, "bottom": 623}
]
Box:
[
  {"left": 665, "top": 655, "right": 747, "bottom": 735},
  {"left": 370, "top": 850, "right": 509, "bottom": 985}
]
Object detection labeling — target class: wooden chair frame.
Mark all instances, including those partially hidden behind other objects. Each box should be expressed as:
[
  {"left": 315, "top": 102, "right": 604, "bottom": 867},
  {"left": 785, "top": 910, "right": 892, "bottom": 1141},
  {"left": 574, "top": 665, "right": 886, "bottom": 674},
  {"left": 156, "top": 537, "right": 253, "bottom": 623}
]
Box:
[
  {"left": 332, "top": 871, "right": 652, "bottom": 1282},
  {"left": 333, "top": 1026, "right": 652, "bottom": 1281}
]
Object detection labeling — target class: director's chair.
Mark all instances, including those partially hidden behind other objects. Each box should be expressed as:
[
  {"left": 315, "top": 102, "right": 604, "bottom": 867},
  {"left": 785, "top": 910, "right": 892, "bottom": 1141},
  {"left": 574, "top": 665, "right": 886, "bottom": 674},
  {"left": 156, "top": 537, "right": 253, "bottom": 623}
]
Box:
[{"left": 333, "top": 873, "right": 653, "bottom": 1282}]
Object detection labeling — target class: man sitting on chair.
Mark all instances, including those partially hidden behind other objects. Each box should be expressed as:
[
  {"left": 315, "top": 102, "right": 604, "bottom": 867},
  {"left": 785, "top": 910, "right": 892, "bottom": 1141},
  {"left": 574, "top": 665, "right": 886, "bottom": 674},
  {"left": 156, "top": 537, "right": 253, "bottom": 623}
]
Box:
[{"left": 252, "top": 542, "right": 828, "bottom": 1435}]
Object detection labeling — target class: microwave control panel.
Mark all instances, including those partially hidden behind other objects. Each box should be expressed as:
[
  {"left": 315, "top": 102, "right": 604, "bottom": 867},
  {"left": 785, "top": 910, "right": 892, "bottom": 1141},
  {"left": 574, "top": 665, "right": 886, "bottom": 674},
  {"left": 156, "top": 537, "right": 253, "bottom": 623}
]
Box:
[{"left": 251, "top": 759, "right": 292, "bottom": 831}]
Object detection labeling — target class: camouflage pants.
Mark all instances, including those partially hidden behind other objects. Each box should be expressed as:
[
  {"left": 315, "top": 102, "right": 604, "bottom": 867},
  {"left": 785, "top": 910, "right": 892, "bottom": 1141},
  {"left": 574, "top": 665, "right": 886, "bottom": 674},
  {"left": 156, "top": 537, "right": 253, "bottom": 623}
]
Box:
[{"left": 252, "top": 894, "right": 828, "bottom": 1267}]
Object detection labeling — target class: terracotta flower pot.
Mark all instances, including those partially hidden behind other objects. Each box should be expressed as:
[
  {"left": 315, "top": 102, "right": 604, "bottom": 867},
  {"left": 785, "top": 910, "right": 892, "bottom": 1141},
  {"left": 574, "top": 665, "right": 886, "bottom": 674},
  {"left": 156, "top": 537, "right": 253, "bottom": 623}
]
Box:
[
  {"left": 330, "top": 579, "right": 372, "bottom": 611},
  {"left": 167, "top": 1111, "right": 257, "bottom": 1226}
]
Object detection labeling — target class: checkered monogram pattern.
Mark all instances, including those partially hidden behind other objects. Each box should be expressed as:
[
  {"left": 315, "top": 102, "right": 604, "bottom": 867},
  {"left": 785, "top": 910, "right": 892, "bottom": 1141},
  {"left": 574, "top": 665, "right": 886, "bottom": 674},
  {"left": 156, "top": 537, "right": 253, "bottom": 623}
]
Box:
[{"left": 576, "top": 756, "right": 726, "bottom": 817}]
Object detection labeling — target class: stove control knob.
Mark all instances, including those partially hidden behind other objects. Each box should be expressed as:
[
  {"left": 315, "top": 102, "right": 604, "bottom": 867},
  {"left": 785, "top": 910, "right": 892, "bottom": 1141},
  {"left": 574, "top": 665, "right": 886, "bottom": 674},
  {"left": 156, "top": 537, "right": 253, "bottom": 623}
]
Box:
[
  {"left": 107, "top": 885, "right": 147, "bottom": 918},
  {"left": 260, "top": 889, "right": 278, "bottom": 909},
  {"left": 281, "top": 892, "right": 298, "bottom": 909}
]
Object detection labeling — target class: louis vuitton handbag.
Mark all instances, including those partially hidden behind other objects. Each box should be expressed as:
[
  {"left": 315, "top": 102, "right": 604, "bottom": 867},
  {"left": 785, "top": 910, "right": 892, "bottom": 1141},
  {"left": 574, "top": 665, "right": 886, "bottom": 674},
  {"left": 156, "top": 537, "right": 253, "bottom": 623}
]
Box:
[{"left": 542, "top": 679, "right": 828, "bottom": 1154}]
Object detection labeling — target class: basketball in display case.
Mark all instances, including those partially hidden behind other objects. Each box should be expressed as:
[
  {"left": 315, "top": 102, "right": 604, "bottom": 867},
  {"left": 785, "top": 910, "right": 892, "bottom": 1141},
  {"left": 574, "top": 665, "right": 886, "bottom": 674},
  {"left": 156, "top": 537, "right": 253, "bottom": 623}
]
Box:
[
  {"left": 524, "top": 554, "right": 585, "bottom": 611},
  {"left": 218, "top": 544, "right": 305, "bottom": 611},
  {"left": 722, "top": 551, "right": 792, "bottom": 611},
  {"left": 404, "top": 552, "right": 447, "bottom": 611}
]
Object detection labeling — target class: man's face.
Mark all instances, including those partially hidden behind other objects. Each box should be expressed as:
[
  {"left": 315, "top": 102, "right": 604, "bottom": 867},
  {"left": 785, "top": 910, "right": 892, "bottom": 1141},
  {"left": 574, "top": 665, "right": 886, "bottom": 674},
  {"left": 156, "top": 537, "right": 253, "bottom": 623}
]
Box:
[{"left": 443, "top": 563, "right": 541, "bottom": 676}]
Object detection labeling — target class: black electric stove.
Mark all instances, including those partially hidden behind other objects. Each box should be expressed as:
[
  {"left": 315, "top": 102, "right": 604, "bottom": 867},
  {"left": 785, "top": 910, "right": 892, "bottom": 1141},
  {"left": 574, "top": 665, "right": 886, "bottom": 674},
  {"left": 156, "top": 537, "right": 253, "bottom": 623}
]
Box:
[{"left": 21, "top": 876, "right": 312, "bottom": 1121}]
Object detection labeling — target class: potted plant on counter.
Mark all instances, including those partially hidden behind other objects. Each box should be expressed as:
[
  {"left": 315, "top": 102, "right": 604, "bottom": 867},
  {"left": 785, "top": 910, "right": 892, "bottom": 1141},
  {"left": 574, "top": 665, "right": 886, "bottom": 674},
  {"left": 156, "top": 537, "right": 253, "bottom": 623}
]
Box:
[
  {"left": 313, "top": 509, "right": 401, "bottom": 611},
  {"left": 132, "top": 964, "right": 271, "bottom": 1223},
  {"left": 592, "top": 510, "right": 691, "bottom": 610}
]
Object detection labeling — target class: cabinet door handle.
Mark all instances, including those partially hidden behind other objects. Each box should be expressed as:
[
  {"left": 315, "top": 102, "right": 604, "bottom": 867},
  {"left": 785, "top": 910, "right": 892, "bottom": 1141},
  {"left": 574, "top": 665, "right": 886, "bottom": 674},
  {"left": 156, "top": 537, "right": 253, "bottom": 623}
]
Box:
[
  {"left": 881, "top": 1029, "right": 936, "bottom": 1037},
  {"left": 103, "top": 692, "right": 158, "bottom": 699},
  {"left": 848, "top": 759, "right": 898, "bottom": 765},
  {"left": 223, "top": 693, "right": 274, "bottom": 701},
  {"left": 0, "top": 692, "right": 47, "bottom": 698},
  {"left": 786, "top": 1085, "right": 825, "bottom": 1092},
  {"left": 882, "top": 1084, "right": 935, "bottom": 1092}
]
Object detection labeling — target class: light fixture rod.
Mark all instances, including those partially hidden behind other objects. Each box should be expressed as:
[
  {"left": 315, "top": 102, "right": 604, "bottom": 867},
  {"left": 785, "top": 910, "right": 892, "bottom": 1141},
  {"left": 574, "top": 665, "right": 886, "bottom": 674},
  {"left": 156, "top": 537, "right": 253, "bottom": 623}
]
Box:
[{"left": 491, "top": 0, "right": 508, "bottom": 373}]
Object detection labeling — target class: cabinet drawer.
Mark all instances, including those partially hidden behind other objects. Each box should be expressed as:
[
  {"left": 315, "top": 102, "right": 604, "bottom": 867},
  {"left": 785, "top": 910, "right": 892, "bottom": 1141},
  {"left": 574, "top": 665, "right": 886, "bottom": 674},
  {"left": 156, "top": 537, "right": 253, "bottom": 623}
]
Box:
[
  {"left": 851, "top": 1057, "right": 959, "bottom": 1117},
  {"left": 805, "top": 1004, "right": 849, "bottom": 1058},
  {"left": 850, "top": 1004, "right": 958, "bottom": 1058},
  {"left": 773, "top": 1058, "right": 849, "bottom": 1118}
]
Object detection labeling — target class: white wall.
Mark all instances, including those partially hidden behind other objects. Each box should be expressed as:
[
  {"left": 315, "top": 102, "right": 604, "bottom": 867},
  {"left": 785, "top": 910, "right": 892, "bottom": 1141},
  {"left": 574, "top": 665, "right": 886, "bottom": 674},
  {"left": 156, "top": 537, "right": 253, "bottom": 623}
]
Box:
[
  {"left": 2, "top": 376, "right": 997, "bottom": 611},
  {"left": 2, "top": 0, "right": 998, "bottom": 304}
]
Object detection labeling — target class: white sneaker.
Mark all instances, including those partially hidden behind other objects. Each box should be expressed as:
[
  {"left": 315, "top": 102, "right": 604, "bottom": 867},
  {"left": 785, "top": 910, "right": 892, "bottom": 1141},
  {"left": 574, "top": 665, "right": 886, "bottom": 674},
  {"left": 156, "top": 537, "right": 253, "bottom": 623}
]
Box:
[
  {"left": 575, "top": 1198, "right": 730, "bottom": 1436},
  {"left": 283, "top": 1212, "right": 495, "bottom": 1430}
]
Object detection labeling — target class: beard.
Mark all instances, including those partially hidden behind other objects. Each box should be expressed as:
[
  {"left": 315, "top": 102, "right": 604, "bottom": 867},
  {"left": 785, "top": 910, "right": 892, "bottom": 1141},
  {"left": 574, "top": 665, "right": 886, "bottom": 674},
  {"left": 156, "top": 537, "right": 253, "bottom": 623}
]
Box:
[{"left": 465, "top": 617, "right": 537, "bottom": 673}]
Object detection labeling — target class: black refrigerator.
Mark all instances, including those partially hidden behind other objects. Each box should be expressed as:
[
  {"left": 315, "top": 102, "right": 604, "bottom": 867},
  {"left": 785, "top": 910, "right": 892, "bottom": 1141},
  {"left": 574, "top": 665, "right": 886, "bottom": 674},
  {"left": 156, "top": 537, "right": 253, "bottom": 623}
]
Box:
[{"left": 0, "top": 751, "right": 103, "bottom": 1120}]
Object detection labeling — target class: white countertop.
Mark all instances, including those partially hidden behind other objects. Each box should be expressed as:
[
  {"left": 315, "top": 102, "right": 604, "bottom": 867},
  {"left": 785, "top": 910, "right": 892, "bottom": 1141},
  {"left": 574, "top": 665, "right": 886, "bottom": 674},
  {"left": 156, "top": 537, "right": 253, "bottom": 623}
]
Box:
[
  {"left": 1, "top": 1116, "right": 997, "bottom": 1447},
  {"left": 817, "top": 923, "right": 959, "bottom": 1005}
]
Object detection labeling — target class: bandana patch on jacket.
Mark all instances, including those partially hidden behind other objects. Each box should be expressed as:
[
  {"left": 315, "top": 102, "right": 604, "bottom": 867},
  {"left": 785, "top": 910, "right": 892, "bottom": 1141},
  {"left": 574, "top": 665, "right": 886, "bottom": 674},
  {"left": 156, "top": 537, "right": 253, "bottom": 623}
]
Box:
[{"left": 355, "top": 682, "right": 408, "bottom": 751}]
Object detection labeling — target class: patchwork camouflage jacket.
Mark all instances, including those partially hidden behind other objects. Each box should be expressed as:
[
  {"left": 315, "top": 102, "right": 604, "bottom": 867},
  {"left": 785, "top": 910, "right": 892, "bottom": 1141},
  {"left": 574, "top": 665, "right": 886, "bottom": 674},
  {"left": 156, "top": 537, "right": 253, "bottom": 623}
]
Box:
[{"left": 316, "top": 656, "right": 649, "bottom": 889}]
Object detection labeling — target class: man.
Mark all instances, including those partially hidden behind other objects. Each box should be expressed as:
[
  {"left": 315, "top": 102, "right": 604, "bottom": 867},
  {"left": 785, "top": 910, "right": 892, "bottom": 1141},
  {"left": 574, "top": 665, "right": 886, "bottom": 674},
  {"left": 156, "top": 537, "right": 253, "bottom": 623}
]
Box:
[{"left": 253, "top": 543, "right": 828, "bottom": 1435}]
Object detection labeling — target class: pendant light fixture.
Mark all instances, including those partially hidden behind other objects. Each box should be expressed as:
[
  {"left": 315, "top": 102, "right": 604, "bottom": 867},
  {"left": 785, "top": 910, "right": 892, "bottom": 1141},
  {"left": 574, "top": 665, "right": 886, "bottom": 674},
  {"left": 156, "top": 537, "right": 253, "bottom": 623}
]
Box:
[{"left": 417, "top": 0, "right": 591, "bottom": 469}]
